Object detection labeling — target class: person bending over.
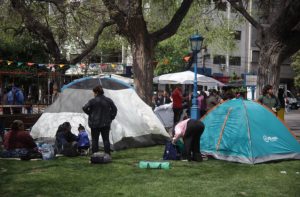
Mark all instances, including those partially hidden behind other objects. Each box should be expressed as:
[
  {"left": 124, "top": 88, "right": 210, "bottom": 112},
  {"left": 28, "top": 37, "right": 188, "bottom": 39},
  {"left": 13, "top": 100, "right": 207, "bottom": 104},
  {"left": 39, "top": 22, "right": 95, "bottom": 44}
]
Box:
[{"left": 172, "top": 118, "right": 205, "bottom": 162}]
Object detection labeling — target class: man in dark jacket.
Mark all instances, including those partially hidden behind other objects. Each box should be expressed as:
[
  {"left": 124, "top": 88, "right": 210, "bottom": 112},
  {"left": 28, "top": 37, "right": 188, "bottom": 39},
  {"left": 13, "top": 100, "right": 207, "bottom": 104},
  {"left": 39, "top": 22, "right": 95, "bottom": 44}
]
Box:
[{"left": 82, "top": 85, "right": 117, "bottom": 155}]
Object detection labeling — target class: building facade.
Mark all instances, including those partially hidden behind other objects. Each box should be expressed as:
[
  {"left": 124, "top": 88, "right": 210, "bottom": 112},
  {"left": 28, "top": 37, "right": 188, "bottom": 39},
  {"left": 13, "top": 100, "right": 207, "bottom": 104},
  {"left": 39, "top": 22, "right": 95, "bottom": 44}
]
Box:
[{"left": 198, "top": 0, "right": 294, "bottom": 87}]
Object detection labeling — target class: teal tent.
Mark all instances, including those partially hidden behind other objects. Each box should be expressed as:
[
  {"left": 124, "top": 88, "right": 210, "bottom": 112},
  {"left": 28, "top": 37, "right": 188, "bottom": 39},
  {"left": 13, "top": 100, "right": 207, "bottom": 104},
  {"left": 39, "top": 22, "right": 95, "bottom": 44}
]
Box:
[{"left": 200, "top": 99, "right": 300, "bottom": 164}]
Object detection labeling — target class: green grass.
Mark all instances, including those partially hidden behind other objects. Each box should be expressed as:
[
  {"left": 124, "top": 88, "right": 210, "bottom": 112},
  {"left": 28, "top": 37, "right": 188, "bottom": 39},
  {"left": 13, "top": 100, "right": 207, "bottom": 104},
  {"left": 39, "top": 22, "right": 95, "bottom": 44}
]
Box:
[{"left": 0, "top": 146, "right": 299, "bottom": 197}]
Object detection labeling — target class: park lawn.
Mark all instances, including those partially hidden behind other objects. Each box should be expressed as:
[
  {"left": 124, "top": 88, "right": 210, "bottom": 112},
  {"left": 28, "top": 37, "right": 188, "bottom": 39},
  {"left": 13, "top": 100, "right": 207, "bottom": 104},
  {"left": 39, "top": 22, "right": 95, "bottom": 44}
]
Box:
[{"left": 0, "top": 145, "right": 299, "bottom": 197}]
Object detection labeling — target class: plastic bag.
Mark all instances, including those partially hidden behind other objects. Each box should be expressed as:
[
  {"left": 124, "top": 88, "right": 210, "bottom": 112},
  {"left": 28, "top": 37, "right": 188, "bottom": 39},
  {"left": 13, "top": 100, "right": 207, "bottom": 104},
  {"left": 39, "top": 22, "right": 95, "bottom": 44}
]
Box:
[{"left": 40, "top": 143, "right": 55, "bottom": 160}]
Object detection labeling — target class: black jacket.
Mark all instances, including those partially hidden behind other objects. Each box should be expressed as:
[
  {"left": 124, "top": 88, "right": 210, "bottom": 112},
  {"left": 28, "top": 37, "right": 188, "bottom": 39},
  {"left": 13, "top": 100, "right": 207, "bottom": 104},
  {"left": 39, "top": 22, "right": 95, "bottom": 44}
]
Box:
[{"left": 82, "top": 95, "right": 117, "bottom": 129}]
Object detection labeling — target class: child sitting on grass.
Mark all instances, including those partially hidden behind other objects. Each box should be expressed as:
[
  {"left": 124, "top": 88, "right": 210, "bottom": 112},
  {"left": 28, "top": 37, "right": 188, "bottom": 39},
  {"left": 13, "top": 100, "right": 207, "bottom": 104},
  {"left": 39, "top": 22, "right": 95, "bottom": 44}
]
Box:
[{"left": 77, "top": 124, "right": 90, "bottom": 155}]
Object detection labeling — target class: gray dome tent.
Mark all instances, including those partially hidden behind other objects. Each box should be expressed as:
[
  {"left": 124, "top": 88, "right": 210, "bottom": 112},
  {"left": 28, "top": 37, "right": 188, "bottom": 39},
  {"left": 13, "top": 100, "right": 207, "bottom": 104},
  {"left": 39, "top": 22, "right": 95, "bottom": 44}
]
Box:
[{"left": 31, "top": 75, "right": 169, "bottom": 150}]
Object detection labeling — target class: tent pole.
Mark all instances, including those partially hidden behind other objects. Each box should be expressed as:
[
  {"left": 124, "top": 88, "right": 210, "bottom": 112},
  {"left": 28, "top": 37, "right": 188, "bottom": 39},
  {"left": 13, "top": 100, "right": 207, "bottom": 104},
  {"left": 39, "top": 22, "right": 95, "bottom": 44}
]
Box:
[{"left": 216, "top": 108, "right": 232, "bottom": 151}]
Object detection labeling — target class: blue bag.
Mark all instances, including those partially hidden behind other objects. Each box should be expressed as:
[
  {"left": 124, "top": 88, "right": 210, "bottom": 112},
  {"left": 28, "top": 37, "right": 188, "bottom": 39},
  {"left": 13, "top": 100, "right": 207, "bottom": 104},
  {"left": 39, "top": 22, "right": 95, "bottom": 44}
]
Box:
[
  {"left": 163, "top": 141, "right": 181, "bottom": 160},
  {"left": 14, "top": 89, "right": 24, "bottom": 105}
]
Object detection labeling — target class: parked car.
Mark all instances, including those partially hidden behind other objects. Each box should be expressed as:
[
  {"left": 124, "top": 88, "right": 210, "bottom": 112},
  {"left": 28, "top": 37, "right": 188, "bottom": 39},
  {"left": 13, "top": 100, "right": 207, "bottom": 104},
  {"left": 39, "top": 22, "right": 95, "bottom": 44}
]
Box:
[{"left": 286, "top": 90, "right": 299, "bottom": 109}]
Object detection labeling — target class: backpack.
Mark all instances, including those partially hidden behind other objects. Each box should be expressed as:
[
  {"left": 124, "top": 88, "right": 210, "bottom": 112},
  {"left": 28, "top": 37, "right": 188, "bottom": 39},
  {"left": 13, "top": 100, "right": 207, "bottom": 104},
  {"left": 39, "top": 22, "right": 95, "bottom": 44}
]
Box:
[
  {"left": 7, "top": 91, "right": 14, "bottom": 105},
  {"left": 7, "top": 88, "right": 24, "bottom": 105},
  {"left": 14, "top": 89, "right": 24, "bottom": 105},
  {"left": 163, "top": 141, "right": 181, "bottom": 160},
  {"left": 90, "top": 152, "right": 112, "bottom": 164}
]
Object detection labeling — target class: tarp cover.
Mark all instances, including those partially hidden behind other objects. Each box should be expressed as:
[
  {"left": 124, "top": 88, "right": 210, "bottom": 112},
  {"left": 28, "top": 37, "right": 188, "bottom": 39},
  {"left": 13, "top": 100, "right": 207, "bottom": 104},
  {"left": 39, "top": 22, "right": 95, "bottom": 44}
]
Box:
[
  {"left": 200, "top": 98, "right": 300, "bottom": 164},
  {"left": 31, "top": 75, "right": 169, "bottom": 150}
]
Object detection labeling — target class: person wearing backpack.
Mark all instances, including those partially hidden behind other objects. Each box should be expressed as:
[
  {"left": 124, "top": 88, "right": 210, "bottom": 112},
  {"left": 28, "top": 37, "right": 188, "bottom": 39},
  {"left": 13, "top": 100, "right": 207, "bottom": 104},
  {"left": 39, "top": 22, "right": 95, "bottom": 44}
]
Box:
[
  {"left": 82, "top": 85, "right": 117, "bottom": 156},
  {"left": 7, "top": 84, "right": 24, "bottom": 114},
  {"left": 172, "top": 118, "right": 205, "bottom": 162}
]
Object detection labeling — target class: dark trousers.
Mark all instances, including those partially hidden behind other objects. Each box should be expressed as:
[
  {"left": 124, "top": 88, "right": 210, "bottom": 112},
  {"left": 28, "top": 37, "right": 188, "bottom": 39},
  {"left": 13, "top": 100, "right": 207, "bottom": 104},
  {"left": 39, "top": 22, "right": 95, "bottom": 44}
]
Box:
[
  {"left": 199, "top": 109, "right": 207, "bottom": 118},
  {"left": 183, "top": 119, "right": 205, "bottom": 161},
  {"left": 2, "top": 107, "right": 11, "bottom": 114},
  {"left": 12, "top": 107, "right": 22, "bottom": 114},
  {"left": 173, "top": 108, "right": 183, "bottom": 125},
  {"left": 91, "top": 126, "right": 110, "bottom": 154}
]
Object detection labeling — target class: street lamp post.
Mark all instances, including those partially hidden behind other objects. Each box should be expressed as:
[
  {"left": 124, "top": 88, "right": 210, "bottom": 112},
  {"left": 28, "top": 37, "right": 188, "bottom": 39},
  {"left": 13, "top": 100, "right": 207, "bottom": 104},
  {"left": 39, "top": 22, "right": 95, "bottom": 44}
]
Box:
[{"left": 190, "top": 34, "right": 204, "bottom": 120}]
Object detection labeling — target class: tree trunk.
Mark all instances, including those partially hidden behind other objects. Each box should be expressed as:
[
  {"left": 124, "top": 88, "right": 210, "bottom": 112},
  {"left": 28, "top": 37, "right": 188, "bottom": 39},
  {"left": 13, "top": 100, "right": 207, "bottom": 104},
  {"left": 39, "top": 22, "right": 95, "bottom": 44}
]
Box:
[
  {"left": 257, "top": 37, "right": 283, "bottom": 95},
  {"left": 131, "top": 38, "right": 155, "bottom": 105}
]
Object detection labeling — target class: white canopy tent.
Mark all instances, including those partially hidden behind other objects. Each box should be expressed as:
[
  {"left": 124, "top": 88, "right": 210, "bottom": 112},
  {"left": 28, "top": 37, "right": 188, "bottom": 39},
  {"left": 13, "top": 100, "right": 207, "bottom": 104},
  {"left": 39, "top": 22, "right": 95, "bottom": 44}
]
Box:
[{"left": 153, "top": 71, "right": 224, "bottom": 86}]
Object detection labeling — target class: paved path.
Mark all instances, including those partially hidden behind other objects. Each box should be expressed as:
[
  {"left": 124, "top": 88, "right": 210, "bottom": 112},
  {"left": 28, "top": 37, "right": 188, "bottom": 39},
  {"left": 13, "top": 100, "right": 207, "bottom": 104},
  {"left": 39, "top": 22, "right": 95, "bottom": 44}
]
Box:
[{"left": 284, "top": 109, "right": 300, "bottom": 142}]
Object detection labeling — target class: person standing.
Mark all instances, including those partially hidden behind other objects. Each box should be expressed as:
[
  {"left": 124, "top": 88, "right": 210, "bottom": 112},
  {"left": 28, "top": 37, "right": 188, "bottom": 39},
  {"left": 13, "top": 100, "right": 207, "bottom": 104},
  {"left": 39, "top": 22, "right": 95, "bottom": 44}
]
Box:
[
  {"left": 1, "top": 87, "right": 11, "bottom": 114},
  {"left": 172, "top": 118, "right": 205, "bottom": 162},
  {"left": 82, "top": 85, "right": 117, "bottom": 155},
  {"left": 51, "top": 84, "right": 60, "bottom": 104},
  {"left": 171, "top": 85, "right": 184, "bottom": 125},
  {"left": 197, "top": 90, "right": 207, "bottom": 118},
  {"left": 160, "top": 90, "right": 171, "bottom": 105},
  {"left": 7, "top": 84, "right": 24, "bottom": 114},
  {"left": 277, "top": 88, "right": 285, "bottom": 121},
  {"left": 206, "top": 89, "right": 219, "bottom": 112},
  {"left": 258, "top": 84, "right": 281, "bottom": 114}
]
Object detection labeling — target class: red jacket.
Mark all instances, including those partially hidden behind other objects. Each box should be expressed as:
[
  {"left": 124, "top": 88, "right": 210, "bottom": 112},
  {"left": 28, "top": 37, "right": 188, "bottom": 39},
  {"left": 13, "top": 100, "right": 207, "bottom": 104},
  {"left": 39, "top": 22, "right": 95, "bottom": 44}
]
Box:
[
  {"left": 172, "top": 88, "right": 183, "bottom": 109},
  {"left": 4, "top": 130, "right": 37, "bottom": 150}
]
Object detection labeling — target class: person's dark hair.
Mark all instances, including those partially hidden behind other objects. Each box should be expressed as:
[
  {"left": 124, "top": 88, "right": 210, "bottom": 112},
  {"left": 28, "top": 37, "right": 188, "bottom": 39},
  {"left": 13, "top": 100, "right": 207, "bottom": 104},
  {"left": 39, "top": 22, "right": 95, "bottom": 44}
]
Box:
[
  {"left": 78, "top": 124, "right": 85, "bottom": 131},
  {"left": 3, "top": 87, "right": 10, "bottom": 94},
  {"left": 61, "top": 122, "right": 71, "bottom": 132},
  {"left": 210, "top": 89, "right": 217, "bottom": 95},
  {"left": 11, "top": 120, "right": 24, "bottom": 132},
  {"left": 278, "top": 88, "right": 284, "bottom": 97},
  {"left": 224, "top": 90, "right": 235, "bottom": 100},
  {"left": 262, "top": 85, "right": 272, "bottom": 96},
  {"left": 200, "top": 90, "right": 208, "bottom": 98},
  {"left": 93, "top": 85, "right": 104, "bottom": 95},
  {"left": 14, "top": 82, "right": 20, "bottom": 88}
]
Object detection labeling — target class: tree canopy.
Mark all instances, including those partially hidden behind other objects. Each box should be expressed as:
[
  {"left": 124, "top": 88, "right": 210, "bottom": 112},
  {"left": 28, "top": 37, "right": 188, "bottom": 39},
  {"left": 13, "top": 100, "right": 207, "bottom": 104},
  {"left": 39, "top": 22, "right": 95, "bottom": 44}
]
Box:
[{"left": 227, "top": 0, "right": 300, "bottom": 94}]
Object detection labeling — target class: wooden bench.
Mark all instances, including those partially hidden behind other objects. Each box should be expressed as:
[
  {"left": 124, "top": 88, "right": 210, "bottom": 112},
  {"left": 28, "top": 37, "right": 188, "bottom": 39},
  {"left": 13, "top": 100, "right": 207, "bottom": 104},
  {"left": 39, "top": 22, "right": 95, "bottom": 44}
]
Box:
[{"left": 0, "top": 114, "right": 42, "bottom": 131}]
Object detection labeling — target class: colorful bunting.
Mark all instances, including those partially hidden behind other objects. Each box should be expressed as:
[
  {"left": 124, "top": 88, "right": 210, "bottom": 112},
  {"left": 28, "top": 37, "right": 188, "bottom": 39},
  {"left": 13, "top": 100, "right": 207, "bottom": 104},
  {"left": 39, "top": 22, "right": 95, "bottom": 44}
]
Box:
[{"left": 0, "top": 58, "right": 120, "bottom": 74}]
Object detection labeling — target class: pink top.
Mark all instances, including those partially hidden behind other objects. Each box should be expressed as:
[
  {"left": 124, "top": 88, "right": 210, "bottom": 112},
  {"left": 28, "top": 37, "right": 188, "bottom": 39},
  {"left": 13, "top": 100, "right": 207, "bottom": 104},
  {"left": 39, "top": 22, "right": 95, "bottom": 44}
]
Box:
[{"left": 172, "top": 118, "right": 190, "bottom": 142}]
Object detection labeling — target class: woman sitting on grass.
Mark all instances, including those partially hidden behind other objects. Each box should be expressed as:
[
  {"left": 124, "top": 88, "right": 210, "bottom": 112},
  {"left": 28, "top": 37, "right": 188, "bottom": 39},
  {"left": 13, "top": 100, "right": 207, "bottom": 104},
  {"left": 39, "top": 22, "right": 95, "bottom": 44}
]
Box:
[
  {"left": 55, "top": 122, "right": 79, "bottom": 157},
  {"left": 1, "top": 120, "right": 41, "bottom": 159}
]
